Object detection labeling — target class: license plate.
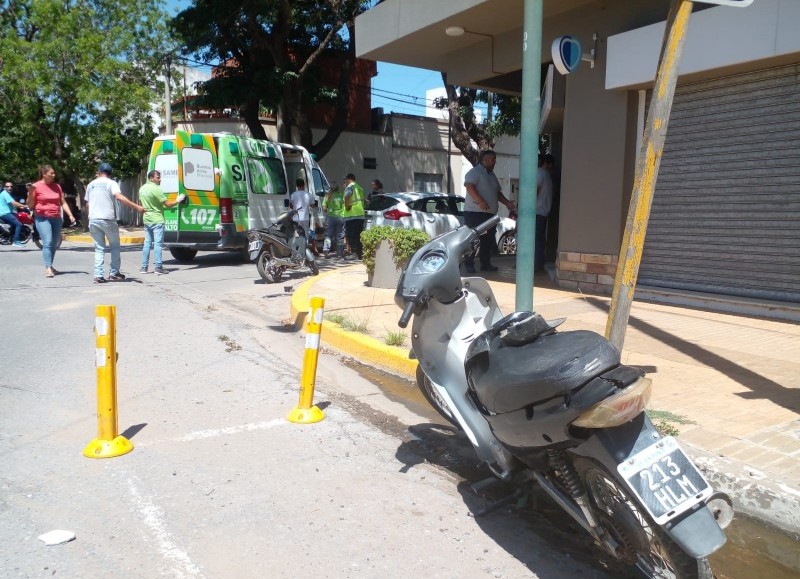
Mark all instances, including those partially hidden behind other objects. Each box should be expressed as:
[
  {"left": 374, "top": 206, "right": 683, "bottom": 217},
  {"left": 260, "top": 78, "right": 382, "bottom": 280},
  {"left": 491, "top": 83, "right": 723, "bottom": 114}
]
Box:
[
  {"left": 617, "top": 436, "right": 712, "bottom": 525},
  {"left": 248, "top": 240, "right": 262, "bottom": 253}
]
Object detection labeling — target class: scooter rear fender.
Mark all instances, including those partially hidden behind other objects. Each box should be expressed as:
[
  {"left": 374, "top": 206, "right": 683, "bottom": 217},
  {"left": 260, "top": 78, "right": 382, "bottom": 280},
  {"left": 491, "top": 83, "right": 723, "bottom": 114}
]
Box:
[{"left": 569, "top": 414, "right": 726, "bottom": 559}]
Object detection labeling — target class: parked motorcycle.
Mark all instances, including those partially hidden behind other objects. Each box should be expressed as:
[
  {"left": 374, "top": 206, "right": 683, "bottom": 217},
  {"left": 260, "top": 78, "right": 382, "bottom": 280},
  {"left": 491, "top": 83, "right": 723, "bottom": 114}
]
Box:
[
  {"left": 0, "top": 209, "right": 64, "bottom": 249},
  {"left": 247, "top": 209, "right": 319, "bottom": 283},
  {"left": 395, "top": 215, "right": 732, "bottom": 579}
]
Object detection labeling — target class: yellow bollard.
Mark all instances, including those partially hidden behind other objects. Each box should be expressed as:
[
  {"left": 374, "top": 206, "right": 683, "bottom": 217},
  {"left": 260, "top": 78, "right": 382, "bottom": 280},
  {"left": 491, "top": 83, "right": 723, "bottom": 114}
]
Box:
[
  {"left": 287, "top": 297, "right": 325, "bottom": 424},
  {"left": 83, "top": 305, "right": 134, "bottom": 458}
]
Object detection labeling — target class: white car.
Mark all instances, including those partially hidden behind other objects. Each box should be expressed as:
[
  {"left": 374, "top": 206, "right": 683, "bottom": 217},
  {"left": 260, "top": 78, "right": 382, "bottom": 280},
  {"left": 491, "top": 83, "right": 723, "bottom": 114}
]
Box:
[{"left": 365, "top": 192, "right": 517, "bottom": 254}]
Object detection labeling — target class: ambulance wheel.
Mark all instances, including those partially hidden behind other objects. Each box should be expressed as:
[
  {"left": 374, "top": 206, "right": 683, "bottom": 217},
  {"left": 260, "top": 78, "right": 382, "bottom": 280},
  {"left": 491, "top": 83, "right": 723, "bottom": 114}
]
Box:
[{"left": 169, "top": 248, "right": 197, "bottom": 262}]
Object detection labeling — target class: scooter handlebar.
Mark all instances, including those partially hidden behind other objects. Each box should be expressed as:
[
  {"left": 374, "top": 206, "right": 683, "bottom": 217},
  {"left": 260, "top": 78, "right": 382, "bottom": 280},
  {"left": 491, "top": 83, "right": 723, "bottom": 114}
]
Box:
[
  {"left": 398, "top": 301, "right": 415, "bottom": 328},
  {"left": 474, "top": 215, "right": 502, "bottom": 236}
]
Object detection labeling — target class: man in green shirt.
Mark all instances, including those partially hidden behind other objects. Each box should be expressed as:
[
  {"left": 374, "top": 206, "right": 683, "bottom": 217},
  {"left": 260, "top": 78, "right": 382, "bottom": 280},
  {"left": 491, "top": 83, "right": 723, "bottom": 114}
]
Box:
[
  {"left": 322, "top": 181, "right": 346, "bottom": 260},
  {"left": 139, "top": 170, "right": 185, "bottom": 275},
  {"left": 342, "top": 173, "right": 366, "bottom": 259}
]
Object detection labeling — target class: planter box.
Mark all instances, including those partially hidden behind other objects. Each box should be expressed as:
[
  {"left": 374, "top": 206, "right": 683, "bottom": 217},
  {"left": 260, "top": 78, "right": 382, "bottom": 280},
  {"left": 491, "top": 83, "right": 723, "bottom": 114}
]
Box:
[{"left": 368, "top": 239, "right": 404, "bottom": 289}]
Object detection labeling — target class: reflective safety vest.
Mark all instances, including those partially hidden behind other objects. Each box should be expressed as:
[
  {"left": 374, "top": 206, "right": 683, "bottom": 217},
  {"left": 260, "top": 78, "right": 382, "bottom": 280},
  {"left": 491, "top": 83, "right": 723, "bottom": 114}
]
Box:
[{"left": 343, "top": 181, "right": 365, "bottom": 219}]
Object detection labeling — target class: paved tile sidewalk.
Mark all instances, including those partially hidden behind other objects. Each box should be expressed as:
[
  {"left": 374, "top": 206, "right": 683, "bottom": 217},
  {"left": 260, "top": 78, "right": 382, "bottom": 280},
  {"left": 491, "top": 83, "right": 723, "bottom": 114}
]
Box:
[{"left": 292, "top": 260, "right": 800, "bottom": 535}]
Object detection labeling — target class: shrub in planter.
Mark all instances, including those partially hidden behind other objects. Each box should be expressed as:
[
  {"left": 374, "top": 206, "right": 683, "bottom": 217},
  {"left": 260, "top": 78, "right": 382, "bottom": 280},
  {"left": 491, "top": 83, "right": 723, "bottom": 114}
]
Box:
[{"left": 361, "top": 226, "right": 430, "bottom": 275}]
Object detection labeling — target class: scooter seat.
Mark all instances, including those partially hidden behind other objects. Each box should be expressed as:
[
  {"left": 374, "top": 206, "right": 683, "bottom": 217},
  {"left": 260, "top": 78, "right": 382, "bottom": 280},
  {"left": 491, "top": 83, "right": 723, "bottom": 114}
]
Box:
[{"left": 466, "top": 330, "right": 620, "bottom": 414}]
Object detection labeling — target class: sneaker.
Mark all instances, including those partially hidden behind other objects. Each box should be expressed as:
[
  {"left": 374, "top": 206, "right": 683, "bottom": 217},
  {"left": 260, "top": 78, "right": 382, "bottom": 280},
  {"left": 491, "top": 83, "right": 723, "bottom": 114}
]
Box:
[
  {"left": 13, "top": 241, "right": 25, "bottom": 247},
  {"left": 140, "top": 267, "right": 149, "bottom": 274},
  {"left": 93, "top": 277, "right": 108, "bottom": 284},
  {"left": 108, "top": 272, "right": 126, "bottom": 281},
  {"left": 154, "top": 267, "right": 167, "bottom": 275}
]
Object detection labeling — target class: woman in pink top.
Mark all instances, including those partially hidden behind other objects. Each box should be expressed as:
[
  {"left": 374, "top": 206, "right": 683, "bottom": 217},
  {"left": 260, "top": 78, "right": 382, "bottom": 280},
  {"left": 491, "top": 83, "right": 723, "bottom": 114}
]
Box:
[{"left": 26, "top": 165, "right": 75, "bottom": 278}]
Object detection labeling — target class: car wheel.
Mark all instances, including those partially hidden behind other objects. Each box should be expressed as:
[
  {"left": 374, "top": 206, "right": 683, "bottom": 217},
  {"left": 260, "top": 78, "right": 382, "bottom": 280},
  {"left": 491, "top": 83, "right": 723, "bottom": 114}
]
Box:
[
  {"left": 169, "top": 247, "right": 197, "bottom": 262},
  {"left": 498, "top": 231, "right": 516, "bottom": 255}
]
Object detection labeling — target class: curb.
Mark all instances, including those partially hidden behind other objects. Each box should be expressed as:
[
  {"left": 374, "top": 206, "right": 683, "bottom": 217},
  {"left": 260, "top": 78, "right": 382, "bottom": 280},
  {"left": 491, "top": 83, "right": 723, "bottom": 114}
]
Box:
[
  {"left": 67, "top": 233, "right": 144, "bottom": 246},
  {"left": 289, "top": 271, "right": 418, "bottom": 379}
]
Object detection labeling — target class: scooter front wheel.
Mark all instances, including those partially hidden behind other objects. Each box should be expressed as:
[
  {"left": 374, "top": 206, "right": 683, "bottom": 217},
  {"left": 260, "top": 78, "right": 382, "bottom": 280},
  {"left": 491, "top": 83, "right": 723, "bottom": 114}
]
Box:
[
  {"left": 416, "top": 366, "right": 461, "bottom": 430},
  {"left": 256, "top": 249, "right": 283, "bottom": 283},
  {"left": 574, "top": 457, "right": 703, "bottom": 579},
  {"left": 308, "top": 260, "right": 319, "bottom": 276}
]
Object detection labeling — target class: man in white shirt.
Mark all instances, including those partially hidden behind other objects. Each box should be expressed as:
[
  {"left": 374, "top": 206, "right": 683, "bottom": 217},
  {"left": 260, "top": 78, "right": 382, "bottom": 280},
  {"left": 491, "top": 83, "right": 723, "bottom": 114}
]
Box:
[
  {"left": 536, "top": 154, "right": 554, "bottom": 271},
  {"left": 290, "top": 177, "right": 316, "bottom": 249},
  {"left": 84, "top": 162, "right": 144, "bottom": 283}
]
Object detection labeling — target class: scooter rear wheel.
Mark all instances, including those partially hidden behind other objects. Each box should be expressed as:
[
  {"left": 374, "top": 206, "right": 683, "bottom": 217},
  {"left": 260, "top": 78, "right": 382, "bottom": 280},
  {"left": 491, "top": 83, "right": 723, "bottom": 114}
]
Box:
[
  {"left": 256, "top": 249, "right": 283, "bottom": 283},
  {"left": 33, "top": 229, "right": 60, "bottom": 249},
  {"left": 574, "top": 457, "right": 703, "bottom": 579},
  {"left": 416, "top": 366, "right": 461, "bottom": 429}
]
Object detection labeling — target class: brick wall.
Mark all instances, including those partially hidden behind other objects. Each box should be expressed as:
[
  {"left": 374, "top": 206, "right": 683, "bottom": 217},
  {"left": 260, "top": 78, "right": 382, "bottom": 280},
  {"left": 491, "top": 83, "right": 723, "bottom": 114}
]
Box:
[{"left": 556, "top": 252, "right": 618, "bottom": 295}]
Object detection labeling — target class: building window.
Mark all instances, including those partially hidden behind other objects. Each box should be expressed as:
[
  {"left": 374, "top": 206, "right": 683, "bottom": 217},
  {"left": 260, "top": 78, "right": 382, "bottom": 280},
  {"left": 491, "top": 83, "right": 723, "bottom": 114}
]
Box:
[
  {"left": 413, "top": 173, "right": 443, "bottom": 193},
  {"left": 363, "top": 157, "right": 377, "bottom": 169}
]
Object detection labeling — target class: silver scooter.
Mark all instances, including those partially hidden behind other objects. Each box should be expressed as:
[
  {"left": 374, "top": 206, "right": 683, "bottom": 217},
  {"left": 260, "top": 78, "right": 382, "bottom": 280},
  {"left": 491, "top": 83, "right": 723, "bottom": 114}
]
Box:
[{"left": 395, "top": 216, "right": 732, "bottom": 579}]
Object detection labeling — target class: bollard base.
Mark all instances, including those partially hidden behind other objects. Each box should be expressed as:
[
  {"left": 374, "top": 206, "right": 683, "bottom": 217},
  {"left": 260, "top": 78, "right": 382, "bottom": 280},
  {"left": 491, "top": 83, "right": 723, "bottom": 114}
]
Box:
[
  {"left": 287, "top": 405, "right": 325, "bottom": 424},
  {"left": 83, "top": 435, "right": 134, "bottom": 459}
]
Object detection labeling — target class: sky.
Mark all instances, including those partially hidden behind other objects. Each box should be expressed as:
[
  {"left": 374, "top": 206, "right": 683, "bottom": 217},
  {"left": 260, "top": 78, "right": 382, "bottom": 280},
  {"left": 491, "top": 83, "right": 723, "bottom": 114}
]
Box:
[{"left": 164, "top": 0, "right": 443, "bottom": 120}]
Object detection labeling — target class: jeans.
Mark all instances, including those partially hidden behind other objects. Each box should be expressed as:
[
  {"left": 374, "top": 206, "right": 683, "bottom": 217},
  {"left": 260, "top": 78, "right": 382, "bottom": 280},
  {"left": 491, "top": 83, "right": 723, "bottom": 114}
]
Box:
[
  {"left": 89, "top": 219, "right": 121, "bottom": 278},
  {"left": 142, "top": 223, "right": 165, "bottom": 269},
  {"left": 464, "top": 211, "right": 497, "bottom": 268},
  {"left": 0, "top": 212, "right": 23, "bottom": 243},
  {"left": 34, "top": 215, "right": 62, "bottom": 268},
  {"left": 323, "top": 215, "right": 345, "bottom": 257}
]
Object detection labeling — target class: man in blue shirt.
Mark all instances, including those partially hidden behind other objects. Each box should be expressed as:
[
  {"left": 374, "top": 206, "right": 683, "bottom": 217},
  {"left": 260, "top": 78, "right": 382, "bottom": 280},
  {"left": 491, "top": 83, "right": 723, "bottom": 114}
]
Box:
[{"left": 0, "top": 182, "right": 29, "bottom": 246}]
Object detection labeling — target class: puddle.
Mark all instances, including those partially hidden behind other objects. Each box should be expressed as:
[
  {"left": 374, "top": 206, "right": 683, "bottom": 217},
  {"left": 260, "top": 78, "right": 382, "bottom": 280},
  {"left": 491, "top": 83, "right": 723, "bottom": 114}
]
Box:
[{"left": 342, "top": 359, "right": 800, "bottom": 578}]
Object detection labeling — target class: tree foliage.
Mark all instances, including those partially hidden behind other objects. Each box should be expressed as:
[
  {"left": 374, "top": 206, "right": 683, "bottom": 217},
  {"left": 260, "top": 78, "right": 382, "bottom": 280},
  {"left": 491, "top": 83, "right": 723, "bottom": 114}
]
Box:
[
  {"left": 438, "top": 74, "right": 523, "bottom": 166},
  {"left": 170, "top": 0, "right": 368, "bottom": 160},
  {"left": 0, "top": 0, "right": 170, "bottom": 187}
]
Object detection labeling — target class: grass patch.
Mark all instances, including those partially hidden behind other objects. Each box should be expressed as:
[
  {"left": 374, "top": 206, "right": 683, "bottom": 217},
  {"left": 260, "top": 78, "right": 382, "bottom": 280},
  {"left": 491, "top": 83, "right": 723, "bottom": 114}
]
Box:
[
  {"left": 384, "top": 329, "right": 406, "bottom": 347},
  {"left": 324, "top": 312, "right": 369, "bottom": 334},
  {"left": 646, "top": 409, "right": 696, "bottom": 438}
]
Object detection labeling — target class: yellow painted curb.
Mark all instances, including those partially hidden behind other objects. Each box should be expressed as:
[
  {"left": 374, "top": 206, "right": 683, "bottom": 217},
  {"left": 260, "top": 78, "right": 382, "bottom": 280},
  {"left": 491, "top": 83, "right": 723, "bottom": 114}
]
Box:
[
  {"left": 68, "top": 234, "right": 144, "bottom": 245},
  {"left": 290, "top": 271, "right": 417, "bottom": 380}
]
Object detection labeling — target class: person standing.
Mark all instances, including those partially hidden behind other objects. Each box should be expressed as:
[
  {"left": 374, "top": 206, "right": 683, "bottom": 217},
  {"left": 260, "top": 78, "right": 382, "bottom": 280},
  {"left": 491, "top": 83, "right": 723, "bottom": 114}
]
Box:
[
  {"left": 26, "top": 166, "right": 76, "bottom": 277},
  {"left": 139, "top": 170, "right": 185, "bottom": 275},
  {"left": 342, "top": 173, "right": 366, "bottom": 259},
  {"left": 368, "top": 179, "right": 383, "bottom": 201},
  {"left": 84, "top": 162, "right": 144, "bottom": 284},
  {"left": 463, "top": 150, "right": 515, "bottom": 273},
  {"left": 1, "top": 181, "right": 29, "bottom": 246},
  {"left": 290, "top": 177, "right": 314, "bottom": 240},
  {"left": 535, "top": 154, "right": 554, "bottom": 272},
  {"left": 322, "top": 182, "right": 345, "bottom": 260}
]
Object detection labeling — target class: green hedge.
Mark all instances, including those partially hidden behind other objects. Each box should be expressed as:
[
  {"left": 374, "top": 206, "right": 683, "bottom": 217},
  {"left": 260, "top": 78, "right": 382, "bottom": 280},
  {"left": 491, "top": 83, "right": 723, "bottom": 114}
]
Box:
[{"left": 361, "top": 226, "right": 431, "bottom": 274}]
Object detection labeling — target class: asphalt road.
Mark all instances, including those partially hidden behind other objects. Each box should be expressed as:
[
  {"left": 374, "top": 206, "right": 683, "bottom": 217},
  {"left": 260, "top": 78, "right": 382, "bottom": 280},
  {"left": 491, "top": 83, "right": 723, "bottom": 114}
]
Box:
[{"left": 1, "top": 242, "right": 617, "bottom": 579}]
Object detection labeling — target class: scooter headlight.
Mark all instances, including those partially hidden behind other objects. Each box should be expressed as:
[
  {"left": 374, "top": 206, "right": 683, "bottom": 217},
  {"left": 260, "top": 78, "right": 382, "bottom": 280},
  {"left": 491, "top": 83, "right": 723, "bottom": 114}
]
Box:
[
  {"left": 572, "top": 377, "right": 652, "bottom": 428},
  {"left": 413, "top": 251, "right": 447, "bottom": 274}
]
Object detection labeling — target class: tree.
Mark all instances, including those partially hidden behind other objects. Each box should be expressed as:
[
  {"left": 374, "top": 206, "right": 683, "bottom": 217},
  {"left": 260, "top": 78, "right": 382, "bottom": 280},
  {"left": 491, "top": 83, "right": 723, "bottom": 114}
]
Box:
[
  {"left": 438, "top": 73, "right": 524, "bottom": 166},
  {"left": 0, "top": 0, "right": 170, "bottom": 187},
  {"left": 171, "top": 0, "right": 368, "bottom": 160}
]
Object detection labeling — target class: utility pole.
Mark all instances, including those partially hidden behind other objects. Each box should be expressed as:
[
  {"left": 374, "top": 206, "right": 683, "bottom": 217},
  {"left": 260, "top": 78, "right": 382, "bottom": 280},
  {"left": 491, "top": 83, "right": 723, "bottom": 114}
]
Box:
[
  {"left": 164, "top": 54, "right": 172, "bottom": 135},
  {"left": 605, "top": 0, "right": 692, "bottom": 350},
  {"left": 515, "top": 0, "right": 543, "bottom": 311}
]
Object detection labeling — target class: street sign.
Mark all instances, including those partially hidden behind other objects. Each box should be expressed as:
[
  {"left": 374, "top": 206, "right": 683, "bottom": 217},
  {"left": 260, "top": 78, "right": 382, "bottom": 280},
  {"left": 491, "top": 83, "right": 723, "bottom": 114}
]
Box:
[{"left": 693, "top": 0, "right": 754, "bottom": 5}]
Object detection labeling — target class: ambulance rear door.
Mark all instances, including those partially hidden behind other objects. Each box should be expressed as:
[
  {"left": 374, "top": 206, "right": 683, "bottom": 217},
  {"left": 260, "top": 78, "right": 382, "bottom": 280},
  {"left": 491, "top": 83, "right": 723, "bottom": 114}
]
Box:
[
  {"left": 174, "top": 130, "right": 220, "bottom": 244},
  {"left": 239, "top": 137, "right": 288, "bottom": 229}
]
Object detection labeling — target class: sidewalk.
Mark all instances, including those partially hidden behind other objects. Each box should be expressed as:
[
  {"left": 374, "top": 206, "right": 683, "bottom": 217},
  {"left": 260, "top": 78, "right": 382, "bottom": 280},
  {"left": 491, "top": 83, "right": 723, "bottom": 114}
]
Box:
[
  {"left": 290, "top": 259, "right": 800, "bottom": 536},
  {"left": 65, "top": 226, "right": 144, "bottom": 245}
]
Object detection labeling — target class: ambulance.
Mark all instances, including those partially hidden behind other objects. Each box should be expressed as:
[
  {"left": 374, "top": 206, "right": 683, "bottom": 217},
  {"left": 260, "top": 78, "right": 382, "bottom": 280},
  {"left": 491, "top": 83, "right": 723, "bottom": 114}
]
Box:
[{"left": 147, "top": 131, "right": 330, "bottom": 261}]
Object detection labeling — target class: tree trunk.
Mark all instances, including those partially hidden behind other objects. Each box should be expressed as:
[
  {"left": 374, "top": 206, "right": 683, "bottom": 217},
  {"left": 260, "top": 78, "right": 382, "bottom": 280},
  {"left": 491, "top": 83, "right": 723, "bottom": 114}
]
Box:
[{"left": 242, "top": 98, "right": 269, "bottom": 140}]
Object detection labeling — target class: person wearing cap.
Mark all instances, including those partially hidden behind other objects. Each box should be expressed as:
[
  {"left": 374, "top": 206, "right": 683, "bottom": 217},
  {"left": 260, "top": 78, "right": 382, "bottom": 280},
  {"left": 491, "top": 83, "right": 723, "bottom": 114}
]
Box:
[
  {"left": 84, "top": 162, "right": 144, "bottom": 284},
  {"left": 1, "top": 181, "right": 29, "bottom": 247},
  {"left": 342, "top": 173, "right": 366, "bottom": 259},
  {"left": 27, "top": 166, "right": 76, "bottom": 277}
]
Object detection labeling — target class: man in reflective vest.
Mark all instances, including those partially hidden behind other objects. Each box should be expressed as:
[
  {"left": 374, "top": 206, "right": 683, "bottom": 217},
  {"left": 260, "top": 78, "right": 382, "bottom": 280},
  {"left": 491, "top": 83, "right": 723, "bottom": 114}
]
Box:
[{"left": 342, "top": 173, "right": 365, "bottom": 259}]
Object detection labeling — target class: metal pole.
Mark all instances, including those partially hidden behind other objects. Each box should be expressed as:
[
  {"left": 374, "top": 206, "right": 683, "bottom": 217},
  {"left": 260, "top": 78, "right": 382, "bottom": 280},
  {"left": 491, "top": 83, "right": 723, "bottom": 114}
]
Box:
[
  {"left": 164, "top": 55, "right": 172, "bottom": 135},
  {"left": 515, "top": 0, "right": 543, "bottom": 312},
  {"left": 605, "top": 0, "right": 692, "bottom": 350}
]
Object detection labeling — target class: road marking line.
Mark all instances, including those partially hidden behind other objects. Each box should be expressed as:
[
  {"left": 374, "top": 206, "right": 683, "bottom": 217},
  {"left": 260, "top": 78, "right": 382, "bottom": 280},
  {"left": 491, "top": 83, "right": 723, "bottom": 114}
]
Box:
[
  {"left": 127, "top": 479, "right": 205, "bottom": 579},
  {"left": 176, "top": 419, "right": 286, "bottom": 442}
]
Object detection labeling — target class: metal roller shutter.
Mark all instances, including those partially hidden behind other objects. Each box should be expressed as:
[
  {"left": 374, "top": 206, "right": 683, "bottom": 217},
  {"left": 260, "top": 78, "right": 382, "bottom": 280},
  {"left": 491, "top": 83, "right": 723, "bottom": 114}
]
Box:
[{"left": 639, "top": 64, "right": 800, "bottom": 303}]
